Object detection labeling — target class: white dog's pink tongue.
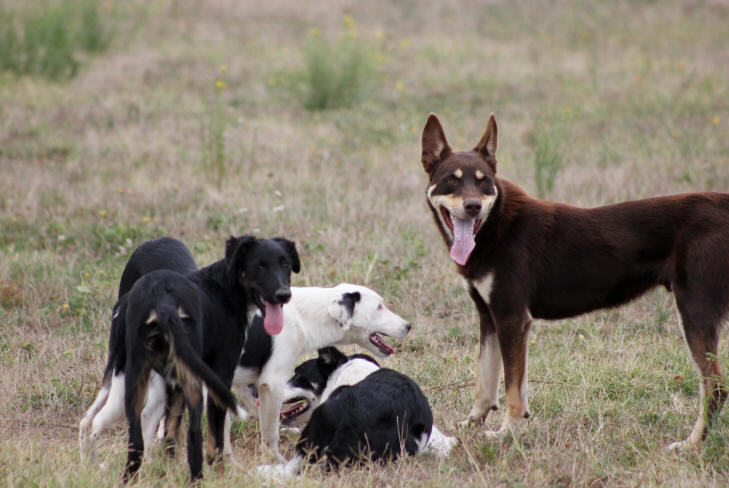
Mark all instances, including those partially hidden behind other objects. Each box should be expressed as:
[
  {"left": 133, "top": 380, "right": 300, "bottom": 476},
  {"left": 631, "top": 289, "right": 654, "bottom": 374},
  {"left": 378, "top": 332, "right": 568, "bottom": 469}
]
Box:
[
  {"left": 263, "top": 301, "right": 284, "bottom": 335},
  {"left": 450, "top": 217, "right": 476, "bottom": 265}
]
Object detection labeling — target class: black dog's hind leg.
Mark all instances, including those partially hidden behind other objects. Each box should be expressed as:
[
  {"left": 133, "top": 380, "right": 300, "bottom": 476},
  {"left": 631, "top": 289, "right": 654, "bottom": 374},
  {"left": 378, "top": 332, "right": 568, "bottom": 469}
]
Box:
[
  {"left": 163, "top": 387, "right": 185, "bottom": 459},
  {"left": 205, "top": 402, "right": 226, "bottom": 468},
  {"left": 123, "top": 361, "right": 152, "bottom": 483},
  {"left": 184, "top": 383, "right": 205, "bottom": 480}
]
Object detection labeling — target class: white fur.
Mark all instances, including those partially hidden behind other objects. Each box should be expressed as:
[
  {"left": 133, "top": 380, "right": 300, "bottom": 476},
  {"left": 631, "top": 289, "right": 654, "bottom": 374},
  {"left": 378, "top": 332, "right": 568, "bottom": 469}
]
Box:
[
  {"left": 79, "top": 371, "right": 168, "bottom": 462},
  {"left": 472, "top": 272, "right": 494, "bottom": 305},
  {"left": 238, "top": 283, "right": 412, "bottom": 459}
]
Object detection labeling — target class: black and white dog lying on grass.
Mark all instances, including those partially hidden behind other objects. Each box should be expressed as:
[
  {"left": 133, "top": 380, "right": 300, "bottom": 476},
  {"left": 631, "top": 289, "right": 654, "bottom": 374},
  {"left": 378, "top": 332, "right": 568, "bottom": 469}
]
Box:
[
  {"left": 79, "top": 235, "right": 300, "bottom": 480},
  {"left": 258, "top": 347, "right": 457, "bottom": 479}
]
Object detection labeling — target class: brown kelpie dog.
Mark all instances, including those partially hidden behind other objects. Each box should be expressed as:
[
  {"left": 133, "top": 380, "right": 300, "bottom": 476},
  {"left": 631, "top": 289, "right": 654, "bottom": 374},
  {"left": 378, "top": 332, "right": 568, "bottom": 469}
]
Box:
[{"left": 421, "top": 113, "right": 728, "bottom": 449}]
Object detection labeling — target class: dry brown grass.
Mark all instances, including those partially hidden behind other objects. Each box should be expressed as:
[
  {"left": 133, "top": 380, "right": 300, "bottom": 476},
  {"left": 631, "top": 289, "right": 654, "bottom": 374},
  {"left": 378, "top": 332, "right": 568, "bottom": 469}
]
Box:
[{"left": 1, "top": 0, "right": 729, "bottom": 486}]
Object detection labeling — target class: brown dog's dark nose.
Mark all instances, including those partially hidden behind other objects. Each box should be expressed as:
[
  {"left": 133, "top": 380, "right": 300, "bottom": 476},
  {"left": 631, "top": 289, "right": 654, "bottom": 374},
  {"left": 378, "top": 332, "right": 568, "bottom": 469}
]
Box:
[{"left": 464, "top": 199, "right": 482, "bottom": 217}]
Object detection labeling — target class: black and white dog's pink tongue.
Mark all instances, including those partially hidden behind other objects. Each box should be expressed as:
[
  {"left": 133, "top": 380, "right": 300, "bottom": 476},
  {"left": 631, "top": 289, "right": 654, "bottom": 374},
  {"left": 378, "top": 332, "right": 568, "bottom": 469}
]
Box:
[
  {"left": 450, "top": 217, "right": 476, "bottom": 266},
  {"left": 263, "top": 301, "right": 284, "bottom": 335}
]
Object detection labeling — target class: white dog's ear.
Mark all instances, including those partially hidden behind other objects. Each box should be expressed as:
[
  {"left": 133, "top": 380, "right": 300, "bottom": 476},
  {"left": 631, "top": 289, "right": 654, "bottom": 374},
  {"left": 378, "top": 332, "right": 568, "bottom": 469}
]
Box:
[{"left": 327, "top": 291, "right": 361, "bottom": 330}]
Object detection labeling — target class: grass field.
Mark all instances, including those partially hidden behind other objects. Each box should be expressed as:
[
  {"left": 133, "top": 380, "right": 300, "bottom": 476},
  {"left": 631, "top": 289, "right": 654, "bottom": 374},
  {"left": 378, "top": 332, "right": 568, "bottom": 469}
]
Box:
[{"left": 2, "top": 0, "right": 729, "bottom": 486}]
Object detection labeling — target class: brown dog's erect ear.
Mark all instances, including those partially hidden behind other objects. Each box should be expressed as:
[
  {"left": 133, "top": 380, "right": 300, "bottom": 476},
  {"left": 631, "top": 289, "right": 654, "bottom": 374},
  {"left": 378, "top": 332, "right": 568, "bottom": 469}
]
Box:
[
  {"left": 474, "top": 113, "right": 497, "bottom": 161},
  {"left": 421, "top": 113, "right": 452, "bottom": 174}
]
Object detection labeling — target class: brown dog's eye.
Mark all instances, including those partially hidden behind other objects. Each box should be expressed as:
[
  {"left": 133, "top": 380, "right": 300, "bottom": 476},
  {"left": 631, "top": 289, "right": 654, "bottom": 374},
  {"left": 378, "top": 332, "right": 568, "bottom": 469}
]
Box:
[
  {"left": 447, "top": 176, "right": 459, "bottom": 186},
  {"left": 479, "top": 177, "right": 493, "bottom": 186}
]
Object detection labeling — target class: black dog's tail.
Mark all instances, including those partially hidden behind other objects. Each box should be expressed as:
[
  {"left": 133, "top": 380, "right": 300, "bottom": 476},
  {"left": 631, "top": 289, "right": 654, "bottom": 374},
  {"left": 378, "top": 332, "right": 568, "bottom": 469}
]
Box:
[{"left": 152, "top": 300, "right": 243, "bottom": 417}]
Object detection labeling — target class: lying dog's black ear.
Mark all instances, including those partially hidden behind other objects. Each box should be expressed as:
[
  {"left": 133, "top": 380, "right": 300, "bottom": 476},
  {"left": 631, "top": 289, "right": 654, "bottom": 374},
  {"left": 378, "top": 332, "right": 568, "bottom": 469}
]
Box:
[
  {"left": 225, "top": 234, "right": 257, "bottom": 279},
  {"left": 272, "top": 237, "right": 301, "bottom": 273},
  {"left": 327, "top": 291, "right": 360, "bottom": 330},
  {"left": 317, "top": 347, "right": 347, "bottom": 367},
  {"left": 422, "top": 113, "right": 451, "bottom": 175}
]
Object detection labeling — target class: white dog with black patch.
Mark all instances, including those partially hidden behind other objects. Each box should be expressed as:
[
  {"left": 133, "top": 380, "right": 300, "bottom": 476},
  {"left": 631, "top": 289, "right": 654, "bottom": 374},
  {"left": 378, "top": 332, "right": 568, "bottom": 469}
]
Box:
[{"left": 233, "top": 283, "right": 412, "bottom": 460}]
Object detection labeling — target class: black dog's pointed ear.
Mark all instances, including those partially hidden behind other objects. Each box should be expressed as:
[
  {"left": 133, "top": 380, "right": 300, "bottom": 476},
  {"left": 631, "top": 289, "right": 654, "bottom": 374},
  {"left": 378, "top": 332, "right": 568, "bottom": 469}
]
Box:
[
  {"left": 272, "top": 237, "right": 301, "bottom": 273},
  {"left": 421, "top": 113, "right": 451, "bottom": 175},
  {"left": 225, "top": 234, "right": 256, "bottom": 277},
  {"left": 317, "top": 347, "right": 347, "bottom": 367}
]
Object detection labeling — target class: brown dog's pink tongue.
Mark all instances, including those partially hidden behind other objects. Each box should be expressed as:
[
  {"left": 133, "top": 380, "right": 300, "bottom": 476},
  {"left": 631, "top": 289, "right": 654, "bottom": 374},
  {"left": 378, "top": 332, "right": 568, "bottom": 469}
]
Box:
[
  {"left": 450, "top": 217, "right": 476, "bottom": 265},
  {"left": 263, "top": 301, "right": 284, "bottom": 335}
]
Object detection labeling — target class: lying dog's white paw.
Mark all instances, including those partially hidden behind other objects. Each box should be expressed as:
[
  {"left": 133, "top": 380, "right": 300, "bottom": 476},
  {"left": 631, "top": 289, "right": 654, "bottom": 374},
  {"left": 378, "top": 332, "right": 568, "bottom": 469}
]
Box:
[
  {"left": 431, "top": 435, "right": 458, "bottom": 458},
  {"left": 281, "top": 426, "right": 301, "bottom": 435}
]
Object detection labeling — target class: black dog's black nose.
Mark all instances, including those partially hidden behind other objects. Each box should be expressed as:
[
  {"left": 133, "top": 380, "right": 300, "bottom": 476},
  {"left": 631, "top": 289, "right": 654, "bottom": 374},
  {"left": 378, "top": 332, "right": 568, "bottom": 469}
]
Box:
[
  {"left": 405, "top": 323, "right": 412, "bottom": 332},
  {"left": 274, "top": 288, "right": 292, "bottom": 303},
  {"left": 464, "top": 199, "right": 482, "bottom": 217}
]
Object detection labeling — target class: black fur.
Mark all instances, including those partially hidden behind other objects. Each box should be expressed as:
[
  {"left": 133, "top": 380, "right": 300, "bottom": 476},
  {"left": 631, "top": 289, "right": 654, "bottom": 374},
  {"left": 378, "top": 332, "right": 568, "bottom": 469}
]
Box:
[
  {"left": 296, "top": 369, "right": 432, "bottom": 467},
  {"left": 338, "top": 292, "right": 361, "bottom": 320},
  {"left": 237, "top": 315, "right": 273, "bottom": 373},
  {"left": 104, "top": 235, "right": 299, "bottom": 482},
  {"left": 104, "top": 237, "right": 197, "bottom": 383},
  {"left": 291, "top": 349, "right": 431, "bottom": 468},
  {"left": 123, "top": 270, "right": 240, "bottom": 481}
]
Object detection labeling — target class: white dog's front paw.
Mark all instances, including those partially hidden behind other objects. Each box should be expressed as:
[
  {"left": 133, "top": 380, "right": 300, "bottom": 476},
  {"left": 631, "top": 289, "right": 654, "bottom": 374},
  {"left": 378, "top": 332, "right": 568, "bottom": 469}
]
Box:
[{"left": 257, "top": 463, "right": 287, "bottom": 479}]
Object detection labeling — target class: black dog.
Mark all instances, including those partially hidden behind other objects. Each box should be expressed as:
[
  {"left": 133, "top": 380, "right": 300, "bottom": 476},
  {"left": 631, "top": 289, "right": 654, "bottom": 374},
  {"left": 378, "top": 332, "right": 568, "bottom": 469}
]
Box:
[
  {"left": 79, "top": 235, "right": 300, "bottom": 480},
  {"left": 123, "top": 269, "right": 244, "bottom": 481},
  {"left": 259, "top": 347, "right": 433, "bottom": 477}
]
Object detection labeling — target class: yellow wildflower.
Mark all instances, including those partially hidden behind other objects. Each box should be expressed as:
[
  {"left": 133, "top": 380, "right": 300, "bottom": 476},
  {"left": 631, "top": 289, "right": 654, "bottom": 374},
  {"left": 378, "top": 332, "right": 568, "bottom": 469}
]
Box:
[
  {"left": 98, "top": 210, "right": 106, "bottom": 217},
  {"left": 216, "top": 79, "right": 226, "bottom": 89},
  {"left": 400, "top": 38, "right": 410, "bottom": 49},
  {"left": 343, "top": 15, "right": 355, "bottom": 30}
]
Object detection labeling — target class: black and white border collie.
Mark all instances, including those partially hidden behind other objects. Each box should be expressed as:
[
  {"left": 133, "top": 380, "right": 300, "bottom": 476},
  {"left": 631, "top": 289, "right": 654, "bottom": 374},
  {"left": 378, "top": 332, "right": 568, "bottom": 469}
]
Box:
[{"left": 258, "top": 347, "right": 456, "bottom": 479}]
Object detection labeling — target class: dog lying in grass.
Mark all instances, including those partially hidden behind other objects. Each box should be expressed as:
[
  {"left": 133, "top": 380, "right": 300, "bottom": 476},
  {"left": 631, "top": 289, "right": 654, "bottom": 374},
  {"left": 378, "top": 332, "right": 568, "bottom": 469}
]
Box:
[{"left": 257, "top": 347, "right": 457, "bottom": 479}]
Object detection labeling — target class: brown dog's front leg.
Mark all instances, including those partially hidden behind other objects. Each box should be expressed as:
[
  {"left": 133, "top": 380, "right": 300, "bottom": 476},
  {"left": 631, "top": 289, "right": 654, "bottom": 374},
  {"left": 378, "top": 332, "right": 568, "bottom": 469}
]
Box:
[
  {"left": 485, "top": 311, "right": 531, "bottom": 438},
  {"left": 462, "top": 287, "right": 502, "bottom": 426}
]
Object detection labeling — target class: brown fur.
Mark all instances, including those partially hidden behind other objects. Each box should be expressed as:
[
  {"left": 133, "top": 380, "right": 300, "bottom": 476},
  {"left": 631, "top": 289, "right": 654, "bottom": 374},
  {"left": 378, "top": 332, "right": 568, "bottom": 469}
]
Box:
[{"left": 421, "top": 113, "right": 728, "bottom": 447}]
